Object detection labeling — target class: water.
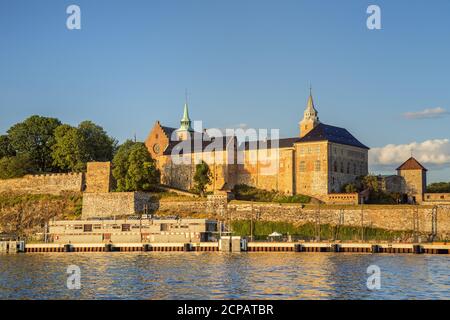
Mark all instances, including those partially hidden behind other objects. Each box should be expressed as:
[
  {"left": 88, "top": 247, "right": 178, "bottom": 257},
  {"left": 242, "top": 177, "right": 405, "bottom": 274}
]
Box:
[{"left": 0, "top": 253, "right": 449, "bottom": 300}]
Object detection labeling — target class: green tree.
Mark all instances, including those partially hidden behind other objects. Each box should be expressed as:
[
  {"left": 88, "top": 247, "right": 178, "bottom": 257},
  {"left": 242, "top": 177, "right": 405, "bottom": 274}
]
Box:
[
  {"left": 193, "top": 161, "right": 212, "bottom": 196},
  {"left": 78, "top": 121, "right": 117, "bottom": 162},
  {"left": 427, "top": 182, "right": 450, "bottom": 193},
  {"left": 7, "top": 115, "right": 61, "bottom": 173},
  {"left": 362, "top": 175, "right": 379, "bottom": 192},
  {"left": 0, "top": 154, "right": 33, "bottom": 179},
  {"left": 343, "top": 183, "right": 357, "bottom": 193},
  {"left": 0, "top": 135, "right": 15, "bottom": 158},
  {"left": 51, "top": 125, "right": 88, "bottom": 172},
  {"left": 51, "top": 121, "right": 117, "bottom": 172},
  {"left": 112, "top": 142, "right": 160, "bottom": 192},
  {"left": 112, "top": 140, "right": 136, "bottom": 191}
]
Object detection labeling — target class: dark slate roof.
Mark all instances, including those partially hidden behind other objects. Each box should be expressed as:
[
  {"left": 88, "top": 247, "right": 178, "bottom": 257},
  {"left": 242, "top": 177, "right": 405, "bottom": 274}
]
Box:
[
  {"left": 298, "top": 123, "right": 369, "bottom": 149},
  {"left": 241, "top": 137, "right": 301, "bottom": 150},
  {"left": 163, "top": 135, "right": 236, "bottom": 155},
  {"left": 161, "top": 126, "right": 177, "bottom": 139},
  {"left": 396, "top": 157, "right": 427, "bottom": 171}
]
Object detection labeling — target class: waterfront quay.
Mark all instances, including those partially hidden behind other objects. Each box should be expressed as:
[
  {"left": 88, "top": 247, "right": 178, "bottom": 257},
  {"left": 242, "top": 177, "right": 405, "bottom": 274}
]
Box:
[{"left": 4, "top": 241, "right": 449, "bottom": 254}]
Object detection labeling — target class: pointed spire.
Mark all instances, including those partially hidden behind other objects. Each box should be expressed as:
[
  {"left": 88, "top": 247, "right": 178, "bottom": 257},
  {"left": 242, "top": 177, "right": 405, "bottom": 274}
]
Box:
[
  {"left": 306, "top": 85, "right": 317, "bottom": 112},
  {"left": 300, "top": 86, "right": 320, "bottom": 138},
  {"left": 179, "top": 91, "right": 193, "bottom": 132},
  {"left": 181, "top": 103, "right": 190, "bottom": 122}
]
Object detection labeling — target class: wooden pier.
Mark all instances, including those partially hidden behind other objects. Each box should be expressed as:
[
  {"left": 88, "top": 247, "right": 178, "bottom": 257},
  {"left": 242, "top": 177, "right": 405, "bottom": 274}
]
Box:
[
  {"left": 24, "top": 242, "right": 219, "bottom": 253},
  {"left": 17, "top": 241, "right": 450, "bottom": 254},
  {"left": 246, "top": 242, "right": 450, "bottom": 254}
]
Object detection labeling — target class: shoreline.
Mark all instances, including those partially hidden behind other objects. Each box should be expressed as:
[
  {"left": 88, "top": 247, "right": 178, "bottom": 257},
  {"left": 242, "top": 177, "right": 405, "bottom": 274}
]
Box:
[{"left": 10, "top": 241, "right": 450, "bottom": 255}]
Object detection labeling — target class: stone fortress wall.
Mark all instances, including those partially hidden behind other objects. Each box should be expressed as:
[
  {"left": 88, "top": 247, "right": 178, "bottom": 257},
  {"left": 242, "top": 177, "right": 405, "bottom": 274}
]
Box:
[
  {"left": 156, "top": 199, "right": 450, "bottom": 240},
  {"left": 81, "top": 192, "right": 153, "bottom": 219},
  {"left": 0, "top": 173, "right": 84, "bottom": 195}
]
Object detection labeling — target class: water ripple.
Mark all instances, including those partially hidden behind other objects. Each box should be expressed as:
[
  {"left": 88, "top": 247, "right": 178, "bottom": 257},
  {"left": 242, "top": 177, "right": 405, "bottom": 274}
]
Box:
[{"left": 0, "top": 252, "right": 448, "bottom": 300}]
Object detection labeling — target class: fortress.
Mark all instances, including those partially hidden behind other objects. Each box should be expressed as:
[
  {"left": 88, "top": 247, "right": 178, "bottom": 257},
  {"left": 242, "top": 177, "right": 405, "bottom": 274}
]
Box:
[
  {"left": 145, "top": 92, "right": 370, "bottom": 202},
  {"left": 144, "top": 92, "right": 449, "bottom": 205},
  {"left": 0, "top": 92, "right": 447, "bottom": 206}
]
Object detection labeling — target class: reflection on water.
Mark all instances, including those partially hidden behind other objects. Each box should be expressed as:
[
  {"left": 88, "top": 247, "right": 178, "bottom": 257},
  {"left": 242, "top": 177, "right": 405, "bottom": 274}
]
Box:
[{"left": 0, "top": 253, "right": 448, "bottom": 300}]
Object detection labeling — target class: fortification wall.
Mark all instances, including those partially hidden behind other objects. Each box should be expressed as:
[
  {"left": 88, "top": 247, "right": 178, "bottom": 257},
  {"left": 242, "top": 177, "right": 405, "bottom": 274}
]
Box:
[
  {"left": 85, "top": 162, "right": 113, "bottom": 193},
  {"left": 82, "top": 192, "right": 152, "bottom": 219},
  {"left": 0, "top": 173, "right": 84, "bottom": 195},
  {"left": 154, "top": 199, "right": 450, "bottom": 239}
]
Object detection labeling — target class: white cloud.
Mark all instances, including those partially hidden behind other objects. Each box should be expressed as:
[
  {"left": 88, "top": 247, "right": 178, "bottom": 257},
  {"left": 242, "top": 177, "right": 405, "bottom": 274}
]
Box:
[
  {"left": 369, "top": 139, "right": 450, "bottom": 168},
  {"left": 403, "top": 107, "right": 448, "bottom": 119}
]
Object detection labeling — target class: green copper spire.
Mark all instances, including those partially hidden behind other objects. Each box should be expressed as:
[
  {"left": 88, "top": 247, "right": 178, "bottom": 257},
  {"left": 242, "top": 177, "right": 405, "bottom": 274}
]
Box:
[{"left": 179, "top": 103, "right": 193, "bottom": 131}]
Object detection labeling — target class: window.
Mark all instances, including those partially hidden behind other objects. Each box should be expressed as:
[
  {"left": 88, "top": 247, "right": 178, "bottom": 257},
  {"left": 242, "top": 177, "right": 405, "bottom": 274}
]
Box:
[
  {"left": 299, "top": 161, "right": 306, "bottom": 172},
  {"left": 314, "top": 160, "right": 321, "bottom": 171},
  {"left": 347, "top": 162, "right": 350, "bottom": 174},
  {"left": 83, "top": 224, "right": 92, "bottom": 232},
  {"left": 333, "top": 161, "right": 337, "bottom": 172},
  {"left": 341, "top": 162, "right": 344, "bottom": 173},
  {"left": 121, "top": 224, "right": 131, "bottom": 232}
]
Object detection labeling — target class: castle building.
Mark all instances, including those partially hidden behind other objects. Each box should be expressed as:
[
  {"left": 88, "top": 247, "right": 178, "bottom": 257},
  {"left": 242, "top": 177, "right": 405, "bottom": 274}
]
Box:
[
  {"left": 396, "top": 157, "right": 428, "bottom": 203},
  {"left": 145, "top": 93, "right": 369, "bottom": 200}
]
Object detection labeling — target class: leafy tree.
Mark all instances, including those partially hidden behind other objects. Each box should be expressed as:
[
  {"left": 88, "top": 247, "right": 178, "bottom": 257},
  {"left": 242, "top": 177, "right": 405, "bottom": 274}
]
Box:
[
  {"left": 427, "top": 182, "right": 450, "bottom": 193},
  {"left": 343, "top": 183, "right": 357, "bottom": 193},
  {"left": 0, "top": 135, "right": 15, "bottom": 158},
  {"left": 112, "top": 140, "right": 137, "bottom": 191},
  {"left": 193, "top": 161, "right": 212, "bottom": 196},
  {"left": 51, "top": 121, "right": 117, "bottom": 172},
  {"left": 0, "top": 155, "right": 33, "bottom": 179},
  {"left": 51, "top": 125, "right": 88, "bottom": 172},
  {"left": 112, "top": 141, "right": 160, "bottom": 192},
  {"left": 7, "top": 115, "right": 61, "bottom": 173},
  {"left": 78, "top": 121, "right": 117, "bottom": 162},
  {"left": 361, "top": 175, "right": 379, "bottom": 192}
]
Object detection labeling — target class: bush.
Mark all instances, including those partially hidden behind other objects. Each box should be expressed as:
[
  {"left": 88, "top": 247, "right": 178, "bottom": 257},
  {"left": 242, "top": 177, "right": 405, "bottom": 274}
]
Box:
[
  {"left": 231, "top": 220, "right": 411, "bottom": 242},
  {"left": 427, "top": 182, "right": 450, "bottom": 193},
  {"left": 233, "top": 184, "right": 310, "bottom": 204}
]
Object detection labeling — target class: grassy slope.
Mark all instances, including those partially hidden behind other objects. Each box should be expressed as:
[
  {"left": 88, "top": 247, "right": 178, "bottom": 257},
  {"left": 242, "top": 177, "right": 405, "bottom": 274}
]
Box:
[{"left": 0, "top": 192, "right": 82, "bottom": 236}]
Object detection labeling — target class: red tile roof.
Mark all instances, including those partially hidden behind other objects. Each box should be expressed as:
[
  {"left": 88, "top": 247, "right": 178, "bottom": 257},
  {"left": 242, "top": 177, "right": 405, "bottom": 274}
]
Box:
[{"left": 396, "top": 157, "right": 427, "bottom": 171}]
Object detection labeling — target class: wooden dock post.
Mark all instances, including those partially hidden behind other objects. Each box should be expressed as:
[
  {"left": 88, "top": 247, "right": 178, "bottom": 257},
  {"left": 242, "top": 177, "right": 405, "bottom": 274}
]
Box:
[
  {"left": 331, "top": 244, "right": 340, "bottom": 252},
  {"left": 413, "top": 244, "right": 423, "bottom": 254}
]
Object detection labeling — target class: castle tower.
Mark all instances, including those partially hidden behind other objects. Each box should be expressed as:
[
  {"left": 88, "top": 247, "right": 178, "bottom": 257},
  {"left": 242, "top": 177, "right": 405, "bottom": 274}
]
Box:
[
  {"left": 397, "top": 157, "right": 427, "bottom": 204},
  {"left": 299, "top": 89, "right": 320, "bottom": 138},
  {"left": 176, "top": 102, "right": 193, "bottom": 141}
]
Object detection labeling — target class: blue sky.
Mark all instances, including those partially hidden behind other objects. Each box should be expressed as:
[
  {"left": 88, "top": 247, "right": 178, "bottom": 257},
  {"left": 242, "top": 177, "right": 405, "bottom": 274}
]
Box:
[{"left": 0, "top": 0, "right": 449, "bottom": 182}]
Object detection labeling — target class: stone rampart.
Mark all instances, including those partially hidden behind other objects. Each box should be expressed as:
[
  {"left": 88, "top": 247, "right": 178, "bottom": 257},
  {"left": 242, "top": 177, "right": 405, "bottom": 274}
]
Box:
[{"left": 0, "top": 173, "right": 84, "bottom": 195}]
